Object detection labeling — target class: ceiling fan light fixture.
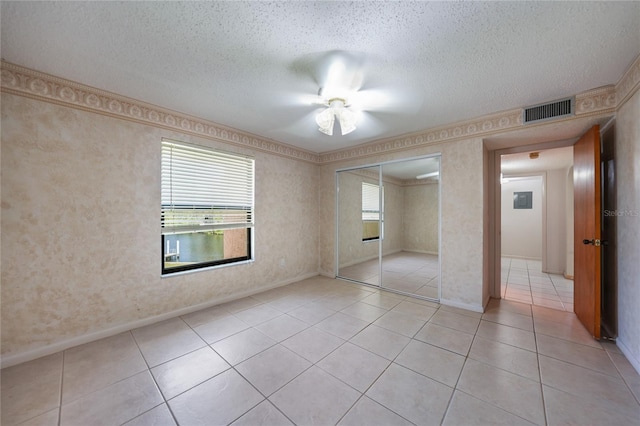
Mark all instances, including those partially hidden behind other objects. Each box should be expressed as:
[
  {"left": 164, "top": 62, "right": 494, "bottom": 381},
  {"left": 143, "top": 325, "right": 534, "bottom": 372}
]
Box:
[
  {"left": 316, "top": 97, "right": 357, "bottom": 136},
  {"left": 337, "top": 107, "right": 356, "bottom": 135},
  {"left": 315, "top": 107, "right": 335, "bottom": 135}
]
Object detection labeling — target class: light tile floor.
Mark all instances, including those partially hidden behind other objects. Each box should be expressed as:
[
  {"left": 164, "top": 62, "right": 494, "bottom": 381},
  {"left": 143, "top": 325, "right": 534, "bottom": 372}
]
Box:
[
  {"left": 501, "top": 257, "right": 574, "bottom": 312},
  {"left": 339, "top": 252, "right": 439, "bottom": 299},
  {"left": 3, "top": 276, "right": 639, "bottom": 426}
]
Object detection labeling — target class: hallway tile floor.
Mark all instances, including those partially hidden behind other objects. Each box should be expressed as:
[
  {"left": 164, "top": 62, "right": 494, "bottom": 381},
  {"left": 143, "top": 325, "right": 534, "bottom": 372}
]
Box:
[
  {"left": 501, "top": 257, "right": 574, "bottom": 312},
  {"left": 2, "top": 276, "right": 639, "bottom": 425}
]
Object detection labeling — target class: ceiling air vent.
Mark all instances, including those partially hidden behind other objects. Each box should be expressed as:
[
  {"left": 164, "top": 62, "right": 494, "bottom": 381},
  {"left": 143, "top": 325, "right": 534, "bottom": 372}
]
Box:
[{"left": 523, "top": 97, "right": 574, "bottom": 124}]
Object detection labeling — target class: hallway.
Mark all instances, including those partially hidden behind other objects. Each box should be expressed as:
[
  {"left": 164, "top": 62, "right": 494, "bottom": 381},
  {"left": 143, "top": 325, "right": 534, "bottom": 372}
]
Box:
[{"left": 501, "top": 257, "right": 574, "bottom": 312}]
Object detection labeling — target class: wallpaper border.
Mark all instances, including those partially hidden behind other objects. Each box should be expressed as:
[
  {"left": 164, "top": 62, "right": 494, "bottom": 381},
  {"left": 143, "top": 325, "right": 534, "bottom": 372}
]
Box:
[
  {"left": 0, "top": 61, "right": 320, "bottom": 164},
  {"left": 2, "top": 56, "right": 638, "bottom": 165}
]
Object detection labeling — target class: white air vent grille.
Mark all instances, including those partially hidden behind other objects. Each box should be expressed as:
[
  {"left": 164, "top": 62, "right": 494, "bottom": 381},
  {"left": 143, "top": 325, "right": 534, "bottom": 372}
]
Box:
[{"left": 523, "top": 97, "right": 574, "bottom": 124}]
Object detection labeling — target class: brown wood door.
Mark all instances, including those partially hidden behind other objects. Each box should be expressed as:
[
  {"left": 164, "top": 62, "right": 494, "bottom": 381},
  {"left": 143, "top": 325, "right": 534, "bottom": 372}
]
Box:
[{"left": 573, "top": 125, "right": 601, "bottom": 339}]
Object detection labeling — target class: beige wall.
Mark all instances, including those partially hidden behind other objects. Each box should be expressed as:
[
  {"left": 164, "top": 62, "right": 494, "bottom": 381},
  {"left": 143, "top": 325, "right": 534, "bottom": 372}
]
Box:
[
  {"left": 402, "top": 183, "right": 439, "bottom": 254},
  {"left": 565, "top": 167, "right": 575, "bottom": 277},
  {"left": 500, "top": 170, "right": 569, "bottom": 274},
  {"left": 545, "top": 168, "right": 568, "bottom": 275},
  {"left": 615, "top": 88, "right": 640, "bottom": 373},
  {"left": 0, "top": 93, "right": 319, "bottom": 360},
  {"left": 321, "top": 138, "right": 486, "bottom": 311},
  {"left": 501, "top": 177, "right": 544, "bottom": 260}
]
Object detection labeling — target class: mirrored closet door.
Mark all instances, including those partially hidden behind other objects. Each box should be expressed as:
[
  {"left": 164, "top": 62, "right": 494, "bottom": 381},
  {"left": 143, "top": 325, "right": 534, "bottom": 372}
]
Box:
[
  {"left": 336, "top": 165, "right": 381, "bottom": 286},
  {"left": 336, "top": 156, "right": 441, "bottom": 301}
]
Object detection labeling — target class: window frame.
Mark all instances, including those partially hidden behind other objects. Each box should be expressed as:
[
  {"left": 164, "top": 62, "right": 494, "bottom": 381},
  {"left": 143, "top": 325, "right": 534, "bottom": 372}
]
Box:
[
  {"left": 161, "top": 139, "right": 255, "bottom": 275},
  {"left": 362, "top": 181, "right": 383, "bottom": 242}
]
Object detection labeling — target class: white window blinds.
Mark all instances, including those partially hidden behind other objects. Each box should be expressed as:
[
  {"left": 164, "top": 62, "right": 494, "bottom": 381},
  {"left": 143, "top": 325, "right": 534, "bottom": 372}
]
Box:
[
  {"left": 161, "top": 139, "right": 254, "bottom": 235},
  {"left": 362, "top": 182, "right": 381, "bottom": 221}
]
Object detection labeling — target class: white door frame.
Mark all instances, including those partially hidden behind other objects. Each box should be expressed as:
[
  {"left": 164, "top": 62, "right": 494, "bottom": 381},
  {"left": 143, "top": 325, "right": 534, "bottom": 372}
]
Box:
[{"left": 488, "top": 139, "right": 576, "bottom": 298}]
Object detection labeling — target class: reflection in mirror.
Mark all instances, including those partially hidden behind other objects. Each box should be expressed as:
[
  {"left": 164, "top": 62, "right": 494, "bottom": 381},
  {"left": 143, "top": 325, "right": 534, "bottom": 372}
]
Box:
[
  {"left": 381, "top": 157, "right": 440, "bottom": 300},
  {"left": 337, "top": 166, "right": 381, "bottom": 286},
  {"left": 336, "top": 156, "right": 440, "bottom": 301}
]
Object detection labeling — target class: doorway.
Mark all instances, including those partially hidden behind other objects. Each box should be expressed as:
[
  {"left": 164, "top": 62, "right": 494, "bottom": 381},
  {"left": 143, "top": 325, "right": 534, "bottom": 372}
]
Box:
[
  {"left": 499, "top": 147, "right": 575, "bottom": 312},
  {"left": 488, "top": 121, "right": 617, "bottom": 338}
]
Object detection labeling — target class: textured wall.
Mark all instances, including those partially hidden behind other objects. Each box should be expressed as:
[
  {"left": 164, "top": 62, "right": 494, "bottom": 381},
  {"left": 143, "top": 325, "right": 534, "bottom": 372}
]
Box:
[
  {"left": 381, "top": 180, "right": 403, "bottom": 256},
  {"left": 320, "top": 138, "right": 485, "bottom": 310},
  {"left": 402, "top": 183, "right": 439, "bottom": 254},
  {"left": 0, "top": 93, "right": 319, "bottom": 358},
  {"left": 616, "top": 88, "right": 640, "bottom": 373}
]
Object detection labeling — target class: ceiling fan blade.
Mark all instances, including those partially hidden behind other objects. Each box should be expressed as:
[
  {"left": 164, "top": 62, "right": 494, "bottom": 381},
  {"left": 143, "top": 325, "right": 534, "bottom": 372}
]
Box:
[
  {"left": 290, "top": 50, "right": 366, "bottom": 98},
  {"left": 353, "top": 110, "right": 387, "bottom": 136},
  {"left": 272, "top": 92, "right": 325, "bottom": 109},
  {"left": 280, "top": 109, "right": 325, "bottom": 135},
  {"left": 350, "top": 87, "right": 423, "bottom": 114},
  {"left": 320, "top": 51, "right": 366, "bottom": 97}
]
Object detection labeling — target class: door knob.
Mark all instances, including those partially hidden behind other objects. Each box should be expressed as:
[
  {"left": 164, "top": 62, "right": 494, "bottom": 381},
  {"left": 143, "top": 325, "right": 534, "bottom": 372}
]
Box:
[{"left": 582, "top": 239, "right": 601, "bottom": 246}]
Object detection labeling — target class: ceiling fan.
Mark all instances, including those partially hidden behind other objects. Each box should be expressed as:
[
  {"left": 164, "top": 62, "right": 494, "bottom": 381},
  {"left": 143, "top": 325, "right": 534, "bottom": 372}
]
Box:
[{"left": 286, "top": 50, "right": 423, "bottom": 138}]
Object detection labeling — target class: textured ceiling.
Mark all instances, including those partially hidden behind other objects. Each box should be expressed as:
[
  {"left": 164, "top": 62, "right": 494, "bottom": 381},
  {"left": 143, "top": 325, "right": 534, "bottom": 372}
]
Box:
[
  {"left": 1, "top": 1, "right": 639, "bottom": 153},
  {"left": 501, "top": 146, "right": 574, "bottom": 175}
]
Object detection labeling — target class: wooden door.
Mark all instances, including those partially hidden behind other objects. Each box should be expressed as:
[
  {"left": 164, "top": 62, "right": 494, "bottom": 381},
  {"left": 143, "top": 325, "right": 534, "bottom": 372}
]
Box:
[{"left": 573, "top": 125, "right": 601, "bottom": 339}]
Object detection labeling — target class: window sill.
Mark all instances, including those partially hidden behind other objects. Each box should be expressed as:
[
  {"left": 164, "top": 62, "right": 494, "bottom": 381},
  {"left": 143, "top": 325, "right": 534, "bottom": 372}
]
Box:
[
  {"left": 362, "top": 238, "right": 380, "bottom": 243},
  {"left": 161, "top": 259, "right": 254, "bottom": 278}
]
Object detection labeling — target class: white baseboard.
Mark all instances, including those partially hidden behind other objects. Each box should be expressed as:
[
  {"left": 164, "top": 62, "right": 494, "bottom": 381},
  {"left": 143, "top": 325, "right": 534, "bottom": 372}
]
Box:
[
  {"left": 616, "top": 337, "right": 640, "bottom": 376},
  {"left": 319, "top": 271, "right": 335, "bottom": 279},
  {"left": 0, "top": 272, "right": 319, "bottom": 369},
  {"left": 338, "top": 254, "right": 379, "bottom": 269},
  {"left": 440, "top": 298, "right": 484, "bottom": 313},
  {"left": 401, "top": 249, "right": 439, "bottom": 256},
  {"left": 383, "top": 248, "right": 403, "bottom": 256},
  {"left": 482, "top": 294, "right": 492, "bottom": 312}
]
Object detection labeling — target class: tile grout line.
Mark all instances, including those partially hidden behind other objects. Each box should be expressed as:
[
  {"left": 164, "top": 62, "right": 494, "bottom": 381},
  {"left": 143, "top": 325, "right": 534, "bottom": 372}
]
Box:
[
  {"left": 229, "top": 358, "right": 300, "bottom": 426},
  {"left": 603, "top": 348, "right": 640, "bottom": 406},
  {"left": 531, "top": 302, "right": 551, "bottom": 426},
  {"left": 316, "top": 301, "right": 438, "bottom": 425},
  {"left": 57, "top": 350, "right": 65, "bottom": 426},
  {"left": 15, "top": 276, "right": 636, "bottom": 426},
  {"left": 239, "top": 296, "right": 401, "bottom": 425},
  {"left": 439, "top": 313, "right": 482, "bottom": 424},
  {"left": 16, "top": 276, "right": 638, "bottom": 425},
  {"left": 128, "top": 329, "right": 181, "bottom": 426},
  {"left": 199, "top": 290, "right": 367, "bottom": 424}
]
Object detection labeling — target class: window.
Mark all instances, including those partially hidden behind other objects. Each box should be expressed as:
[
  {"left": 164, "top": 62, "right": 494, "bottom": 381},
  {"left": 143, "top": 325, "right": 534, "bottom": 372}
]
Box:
[
  {"left": 161, "top": 139, "right": 254, "bottom": 274},
  {"left": 362, "top": 182, "right": 382, "bottom": 241}
]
